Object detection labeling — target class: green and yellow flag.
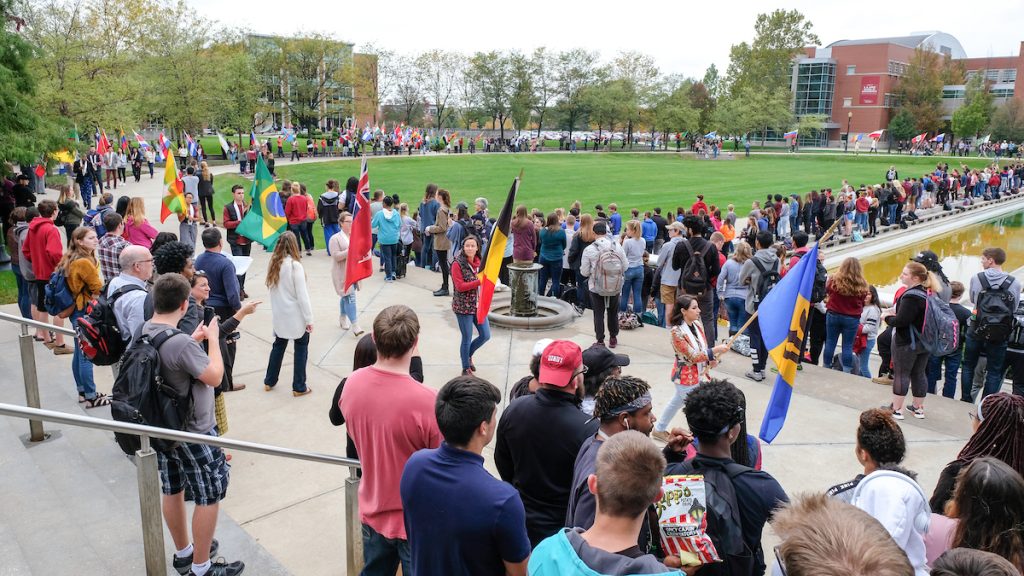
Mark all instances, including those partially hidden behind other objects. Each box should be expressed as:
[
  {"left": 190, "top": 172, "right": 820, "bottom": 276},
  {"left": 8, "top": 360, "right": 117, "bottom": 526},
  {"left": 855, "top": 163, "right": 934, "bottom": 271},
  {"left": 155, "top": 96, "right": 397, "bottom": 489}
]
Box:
[
  {"left": 236, "top": 154, "right": 286, "bottom": 249},
  {"left": 160, "top": 153, "right": 186, "bottom": 223}
]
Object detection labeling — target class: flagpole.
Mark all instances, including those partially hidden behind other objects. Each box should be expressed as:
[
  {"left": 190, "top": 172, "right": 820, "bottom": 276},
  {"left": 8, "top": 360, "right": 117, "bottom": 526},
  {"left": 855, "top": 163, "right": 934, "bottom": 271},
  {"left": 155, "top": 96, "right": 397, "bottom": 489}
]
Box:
[{"left": 718, "top": 218, "right": 844, "bottom": 352}]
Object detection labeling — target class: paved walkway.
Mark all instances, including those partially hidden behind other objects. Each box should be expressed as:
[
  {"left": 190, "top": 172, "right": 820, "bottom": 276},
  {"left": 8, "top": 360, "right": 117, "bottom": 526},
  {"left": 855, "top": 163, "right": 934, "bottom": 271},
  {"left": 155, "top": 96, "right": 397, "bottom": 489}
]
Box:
[{"left": 0, "top": 153, "right": 1005, "bottom": 575}]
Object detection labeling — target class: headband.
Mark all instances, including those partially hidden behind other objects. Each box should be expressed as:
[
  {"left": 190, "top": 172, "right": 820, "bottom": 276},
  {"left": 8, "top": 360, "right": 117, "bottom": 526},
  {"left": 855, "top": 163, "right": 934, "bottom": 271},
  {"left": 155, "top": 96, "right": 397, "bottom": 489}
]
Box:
[{"left": 601, "top": 393, "right": 653, "bottom": 419}]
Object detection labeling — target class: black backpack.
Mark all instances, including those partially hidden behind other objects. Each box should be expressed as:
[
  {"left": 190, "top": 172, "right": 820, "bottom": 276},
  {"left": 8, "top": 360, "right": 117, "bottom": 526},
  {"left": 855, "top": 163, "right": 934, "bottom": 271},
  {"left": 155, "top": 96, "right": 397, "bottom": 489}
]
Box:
[
  {"left": 751, "top": 259, "right": 780, "bottom": 309},
  {"left": 970, "top": 274, "right": 1016, "bottom": 342},
  {"left": 680, "top": 241, "right": 710, "bottom": 296},
  {"left": 792, "top": 251, "right": 827, "bottom": 304},
  {"left": 670, "top": 457, "right": 757, "bottom": 576},
  {"left": 75, "top": 282, "right": 146, "bottom": 366},
  {"left": 110, "top": 328, "right": 194, "bottom": 455}
]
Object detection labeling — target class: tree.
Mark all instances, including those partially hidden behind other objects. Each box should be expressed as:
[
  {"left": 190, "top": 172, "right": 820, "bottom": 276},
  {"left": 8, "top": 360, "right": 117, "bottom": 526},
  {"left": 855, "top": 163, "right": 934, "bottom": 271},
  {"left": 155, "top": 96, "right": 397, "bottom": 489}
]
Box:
[
  {"left": 887, "top": 108, "right": 916, "bottom": 142},
  {"left": 270, "top": 34, "right": 353, "bottom": 136},
  {"left": 585, "top": 76, "right": 628, "bottom": 148},
  {"left": 702, "top": 64, "right": 722, "bottom": 100},
  {"left": 554, "top": 49, "right": 598, "bottom": 140},
  {"left": 990, "top": 99, "right": 1024, "bottom": 142},
  {"left": 951, "top": 73, "right": 993, "bottom": 139},
  {"left": 1, "top": 0, "right": 65, "bottom": 167},
  {"left": 725, "top": 9, "right": 820, "bottom": 97},
  {"left": 508, "top": 52, "right": 535, "bottom": 134},
  {"left": 415, "top": 49, "right": 462, "bottom": 130},
  {"left": 688, "top": 81, "right": 715, "bottom": 135},
  {"left": 148, "top": 9, "right": 224, "bottom": 135},
  {"left": 530, "top": 47, "right": 557, "bottom": 138},
  {"left": 898, "top": 46, "right": 945, "bottom": 133},
  {"left": 611, "top": 51, "right": 659, "bottom": 148},
  {"left": 389, "top": 55, "right": 424, "bottom": 126},
  {"left": 469, "top": 51, "right": 512, "bottom": 138},
  {"left": 211, "top": 40, "right": 260, "bottom": 146},
  {"left": 795, "top": 114, "right": 827, "bottom": 144},
  {"left": 714, "top": 86, "right": 792, "bottom": 146},
  {"left": 455, "top": 61, "right": 486, "bottom": 130},
  {"left": 651, "top": 78, "right": 699, "bottom": 148}
]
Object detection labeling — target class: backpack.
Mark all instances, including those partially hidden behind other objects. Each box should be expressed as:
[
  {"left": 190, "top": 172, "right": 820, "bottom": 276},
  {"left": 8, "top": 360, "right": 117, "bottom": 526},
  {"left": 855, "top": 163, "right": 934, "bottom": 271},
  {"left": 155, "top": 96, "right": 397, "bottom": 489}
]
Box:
[
  {"left": 591, "top": 242, "right": 625, "bottom": 297},
  {"left": 669, "top": 458, "right": 757, "bottom": 576},
  {"left": 903, "top": 287, "right": 960, "bottom": 356},
  {"left": 110, "top": 327, "right": 194, "bottom": 455},
  {"left": 751, "top": 259, "right": 780, "bottom": 309},
  {"left": 793, "top": 251, "right": 827, "bottom": 303},
  {"left": 969, "top": 274, "right": 1016, "bottom": 342},
  {"left": 617, "top": 311, "right": 643, "bottom": 330},
  {"left": 680, "top": 241, "right": 710, "bottom": 296},
  {"left": 1007, "top": 303, "right": 1024, "bottom": 350},
  {"left": 44, "top": 268, "right": 76, "bottom": 318},
  {"left": 75, "top": 282, "right": 146, "bottom": 366},
  {"left": 86, "top": 209, "right": 107, "bottom": 237}
]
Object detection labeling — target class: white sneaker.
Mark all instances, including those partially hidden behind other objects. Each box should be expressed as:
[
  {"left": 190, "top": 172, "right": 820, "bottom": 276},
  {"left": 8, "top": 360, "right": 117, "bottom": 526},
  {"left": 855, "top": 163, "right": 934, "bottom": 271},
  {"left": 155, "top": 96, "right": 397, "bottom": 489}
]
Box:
[
  {"left": 340, "top": 316, "right": 351, "bottom": 330},
  {"left": 352, "top": 324, "right": 365, "bottom": 337}
]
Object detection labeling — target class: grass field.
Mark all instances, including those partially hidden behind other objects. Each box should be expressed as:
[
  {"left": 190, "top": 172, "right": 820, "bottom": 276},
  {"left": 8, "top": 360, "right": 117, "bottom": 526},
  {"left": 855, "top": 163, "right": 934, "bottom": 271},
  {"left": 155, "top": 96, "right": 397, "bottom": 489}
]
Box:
[
  {"left": 207, "top": 152, "right": 998, "bottom": 248},
  {"left": 0, "top": 270, "right": 18, "bottom": 305}
]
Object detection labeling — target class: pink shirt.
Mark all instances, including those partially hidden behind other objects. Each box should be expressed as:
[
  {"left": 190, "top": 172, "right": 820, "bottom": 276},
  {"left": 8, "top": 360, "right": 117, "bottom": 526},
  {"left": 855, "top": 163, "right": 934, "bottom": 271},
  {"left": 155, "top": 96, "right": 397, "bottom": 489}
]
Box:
[
  {"left": 122, "top": 217, "right": 158, "bottom": 249},
  {"left": 339, "top": 365, "right": 441, "bottom": 539}
]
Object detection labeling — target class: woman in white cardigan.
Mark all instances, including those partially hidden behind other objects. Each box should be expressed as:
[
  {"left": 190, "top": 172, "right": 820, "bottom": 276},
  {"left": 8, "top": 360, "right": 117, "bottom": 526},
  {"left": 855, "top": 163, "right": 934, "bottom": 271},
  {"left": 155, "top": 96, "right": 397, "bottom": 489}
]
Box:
[
  {"left": 329, "top": 211, "right": 364, "bottom": 336},
  {"left": 263, "top": 231, "right": 315, "bottom": 397}
]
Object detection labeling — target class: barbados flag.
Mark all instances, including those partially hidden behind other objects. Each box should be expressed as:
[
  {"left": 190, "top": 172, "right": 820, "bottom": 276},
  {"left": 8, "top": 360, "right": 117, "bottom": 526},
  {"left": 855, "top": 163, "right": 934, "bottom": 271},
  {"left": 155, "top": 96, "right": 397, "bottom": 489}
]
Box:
[
  {"left": 235, "top": 154, "right": 287, "bottom": 249},
  {"left": 757, "top": 243, "right": 819, "bottom": 443},
  {"left": 477, "top": 172, "right": 520, "bottom": 324}
]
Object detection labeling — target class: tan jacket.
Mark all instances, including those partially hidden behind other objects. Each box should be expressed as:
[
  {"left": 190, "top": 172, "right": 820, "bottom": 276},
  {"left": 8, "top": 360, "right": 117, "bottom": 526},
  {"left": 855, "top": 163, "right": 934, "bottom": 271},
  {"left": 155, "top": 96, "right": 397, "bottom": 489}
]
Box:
[{"left": 427, "top": 205, "right": 451, "bottom": 251}]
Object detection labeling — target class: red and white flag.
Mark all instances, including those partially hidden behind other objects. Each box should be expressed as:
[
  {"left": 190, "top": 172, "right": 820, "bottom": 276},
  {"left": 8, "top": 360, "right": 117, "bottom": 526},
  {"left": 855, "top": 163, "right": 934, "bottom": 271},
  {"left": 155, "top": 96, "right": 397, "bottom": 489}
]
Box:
[
  {"left": 911, "top": 132, "right": 928, "bottom": 145},
  {"left": 867, "top": 129, "right": 885, "bottom": 140},
  {"left": 344, "top": 157, "right": 374, "bottom": 292}
]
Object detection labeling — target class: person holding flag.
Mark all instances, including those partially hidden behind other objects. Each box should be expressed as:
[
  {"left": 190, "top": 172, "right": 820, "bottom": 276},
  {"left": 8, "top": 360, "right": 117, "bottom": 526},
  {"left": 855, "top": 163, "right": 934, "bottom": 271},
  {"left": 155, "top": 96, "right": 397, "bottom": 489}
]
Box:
[
  {"left": 451, "top": 234, "right": 490, "bottom": 376},
  {"left": 343, "top": 158, "right": 374, "bottom": 294},
  {"left": 236, "top": 153, "right": 287, "bottom": 249}
]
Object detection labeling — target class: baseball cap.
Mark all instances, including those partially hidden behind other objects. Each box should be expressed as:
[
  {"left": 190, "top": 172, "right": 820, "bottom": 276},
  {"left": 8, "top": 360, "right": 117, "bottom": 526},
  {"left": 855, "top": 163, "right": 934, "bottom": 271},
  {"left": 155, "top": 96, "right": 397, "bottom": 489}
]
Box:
[
  {"left": 911, "top": 250, "right": 939, "bottom": 268},
  {"left": 532, "top": 338, "right": 554, "bottom": 357},
  {"left": 582, "top": 344, "right": 630, "bottom": 377},
  {"left": 539, "top": 340, "right": 583, "bottom": 387}
]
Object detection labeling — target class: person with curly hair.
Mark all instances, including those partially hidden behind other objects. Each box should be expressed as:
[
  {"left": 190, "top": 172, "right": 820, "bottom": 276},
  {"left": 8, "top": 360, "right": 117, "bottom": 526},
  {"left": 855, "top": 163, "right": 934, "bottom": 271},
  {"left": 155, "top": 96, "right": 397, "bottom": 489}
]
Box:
[
  {"left": 845, "top": 409, "right": 930, "bottom": 576},
  {"left": 930, "top": 392, "right": 1024, "bottom": 513},
  {"left": 925, "top": 457, "right": 1024, "bottom": 571},
  {"left": 822, "top": 257, "right": 870, "bottom": 373},
  {"left": 153, "top": 240, "right": 201, "bottom": 333}
]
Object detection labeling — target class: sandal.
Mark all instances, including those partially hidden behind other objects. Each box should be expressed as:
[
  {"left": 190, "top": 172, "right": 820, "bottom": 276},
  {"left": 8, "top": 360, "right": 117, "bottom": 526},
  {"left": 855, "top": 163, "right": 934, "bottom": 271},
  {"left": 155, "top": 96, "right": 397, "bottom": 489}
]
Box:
[
  {"left": 78, "top": 394, "right": 87, "bottom": 404},
  {"left": 84, "top": 394, "right": 111, "bottom": 409}
]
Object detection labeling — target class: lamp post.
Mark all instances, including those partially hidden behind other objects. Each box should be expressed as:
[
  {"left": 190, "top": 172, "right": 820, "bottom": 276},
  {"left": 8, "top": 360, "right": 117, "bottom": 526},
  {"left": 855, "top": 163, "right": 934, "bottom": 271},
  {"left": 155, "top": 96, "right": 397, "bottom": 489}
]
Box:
[{"left": 845, "top": 111, "right": 852, "bottom": 152}]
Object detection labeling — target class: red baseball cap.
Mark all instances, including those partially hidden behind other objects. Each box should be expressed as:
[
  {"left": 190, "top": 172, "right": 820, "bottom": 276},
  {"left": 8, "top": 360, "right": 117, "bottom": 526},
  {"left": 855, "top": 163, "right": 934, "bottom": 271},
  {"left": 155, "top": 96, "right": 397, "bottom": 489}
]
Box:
[{"left": 539, "top": 340, "right": 583, "bottom": 387}]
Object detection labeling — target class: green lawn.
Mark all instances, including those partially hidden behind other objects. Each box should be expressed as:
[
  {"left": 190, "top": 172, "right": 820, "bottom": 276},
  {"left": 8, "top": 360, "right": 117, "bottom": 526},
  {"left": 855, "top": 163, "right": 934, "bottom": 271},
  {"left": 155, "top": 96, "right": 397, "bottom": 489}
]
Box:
[
  {"left": 209, "top": 152, "right": 994, "bottom": 249},
  {"left": 0, "top": 270, "right": 18, "bottom": 305}
]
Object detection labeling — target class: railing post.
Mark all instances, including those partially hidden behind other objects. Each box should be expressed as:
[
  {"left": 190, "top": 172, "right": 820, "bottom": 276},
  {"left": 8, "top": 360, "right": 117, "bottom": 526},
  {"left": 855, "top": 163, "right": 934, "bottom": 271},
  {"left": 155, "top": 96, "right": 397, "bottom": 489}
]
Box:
[
  {"left": 345, "top": 467, "right": 363, "bottom": 575},
  {"left": 18, "top": 325, "right": 46, "bottom": 442},
  {"left": 136, "top": 435, "right": 166, "bottom": 576}
]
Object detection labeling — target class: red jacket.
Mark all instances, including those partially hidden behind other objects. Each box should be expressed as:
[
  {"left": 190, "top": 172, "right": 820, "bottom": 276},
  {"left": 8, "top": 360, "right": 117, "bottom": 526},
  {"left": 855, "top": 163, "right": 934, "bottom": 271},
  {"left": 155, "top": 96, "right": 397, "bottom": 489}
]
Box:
[
  {"left": 691, "top": 201, "right": 709, "bottom": 216},
  {"left": 23, "top": 216, "right": 63, "bottom": 280},
  {"left": 285, "top": 194, "right": 307, "bottom": 225}
]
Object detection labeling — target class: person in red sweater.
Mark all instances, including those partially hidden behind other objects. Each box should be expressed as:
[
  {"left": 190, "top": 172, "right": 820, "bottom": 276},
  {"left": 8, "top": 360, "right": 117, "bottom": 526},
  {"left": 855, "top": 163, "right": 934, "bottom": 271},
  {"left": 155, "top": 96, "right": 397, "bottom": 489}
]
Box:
[
  {"left": 822, "top": 257, "right": 870, "bottom": 373},
  {"left": 451, "top": 235, "right": 490, "bottom": 375},
  {"left": 283, "top": 182, "right": 307, "bottom": 247},
  {"left": 22, "top": 200, "right": 69, "bottom": 351},
  {"left": 691, "top": 194, "right": 709, "bottom": 216}
]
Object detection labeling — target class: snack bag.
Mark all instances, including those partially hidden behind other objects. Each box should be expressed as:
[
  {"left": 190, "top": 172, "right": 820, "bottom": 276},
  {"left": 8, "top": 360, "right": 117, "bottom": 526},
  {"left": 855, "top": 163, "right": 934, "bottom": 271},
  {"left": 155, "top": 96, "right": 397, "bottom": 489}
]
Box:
[{"left": 656, "top": 475, "right": 720, "bottom": 565}]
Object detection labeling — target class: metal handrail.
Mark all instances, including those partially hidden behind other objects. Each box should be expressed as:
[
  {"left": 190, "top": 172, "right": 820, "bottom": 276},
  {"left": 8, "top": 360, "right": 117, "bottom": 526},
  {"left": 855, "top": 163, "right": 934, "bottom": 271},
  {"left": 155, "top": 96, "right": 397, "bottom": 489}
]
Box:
[
  {"left": 0, "top": 403, "right": 360, "bottom": 468},
  {"left": 1, "top": 314, "right": 365, "bottom": 574},
  {"left": 0, "top": 311, "right": 77, "bottom": 336}
]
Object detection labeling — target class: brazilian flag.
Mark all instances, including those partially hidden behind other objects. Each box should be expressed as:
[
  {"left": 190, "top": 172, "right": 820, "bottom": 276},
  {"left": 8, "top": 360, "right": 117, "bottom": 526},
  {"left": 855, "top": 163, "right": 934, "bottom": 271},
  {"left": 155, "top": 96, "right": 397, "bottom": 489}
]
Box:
[{"left": 236, "top": 154, "right": 286, "bottom": 249}]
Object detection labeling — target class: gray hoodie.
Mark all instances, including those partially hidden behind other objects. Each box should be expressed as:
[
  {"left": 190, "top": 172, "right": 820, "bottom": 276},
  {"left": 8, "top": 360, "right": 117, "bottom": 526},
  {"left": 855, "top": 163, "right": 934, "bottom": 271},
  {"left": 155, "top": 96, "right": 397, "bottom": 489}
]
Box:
[
  {"left": 739, "top": 248, "right": 780, "bottom": 314},
  {"left": 969, "top": 267, "right": 1021, "bottom": 309}
]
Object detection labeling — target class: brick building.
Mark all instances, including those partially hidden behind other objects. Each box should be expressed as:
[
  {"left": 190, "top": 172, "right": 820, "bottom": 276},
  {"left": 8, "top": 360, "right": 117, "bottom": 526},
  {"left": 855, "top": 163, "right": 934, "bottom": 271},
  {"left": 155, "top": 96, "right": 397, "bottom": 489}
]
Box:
[{"left": 791, "top": 32, "right": 1022, "bottom": 146}]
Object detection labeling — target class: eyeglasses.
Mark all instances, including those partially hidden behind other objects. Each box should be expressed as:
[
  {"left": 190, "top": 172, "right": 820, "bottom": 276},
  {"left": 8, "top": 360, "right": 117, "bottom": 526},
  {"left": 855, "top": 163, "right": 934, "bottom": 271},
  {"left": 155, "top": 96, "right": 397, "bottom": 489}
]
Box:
[
  {"left": 968, "top": 411, "right": 979, "bottom": 422},
  {"left": 135, "top": 258, "right": 153, "bottom": 266},
  {"left": 193, "top": 270, "right": 208, "bottom": 278},
  {"left": 774, "top": 545, "right": 787, "bottom": 576},
  {"left": 569, "top": 364, "right": 588, "bottom": 384}
]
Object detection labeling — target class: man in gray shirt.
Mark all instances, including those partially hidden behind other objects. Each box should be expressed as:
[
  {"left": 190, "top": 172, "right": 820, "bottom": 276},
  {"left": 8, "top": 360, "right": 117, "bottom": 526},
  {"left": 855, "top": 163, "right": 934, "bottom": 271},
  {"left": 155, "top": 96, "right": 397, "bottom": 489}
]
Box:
[
  {"left": 108, "top": 245, "right": 153, "bottom": 346},
  {"left": 142, "top": 273, "right": 242, "bottom": 576},
  {"left": 961, "top": 246, "right": 1021, "bottom": 401}
]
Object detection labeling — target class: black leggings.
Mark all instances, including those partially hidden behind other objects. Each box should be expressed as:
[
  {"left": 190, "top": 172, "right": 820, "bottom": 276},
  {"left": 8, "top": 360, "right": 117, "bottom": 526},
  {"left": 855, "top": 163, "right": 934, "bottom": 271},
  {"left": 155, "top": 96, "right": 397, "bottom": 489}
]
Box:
[
  {"left": 199, "top": 195, "right": 216, "bottom": 222},
  {"left": 892, "top": 340, "right": 929, "bottom": 398},
  {"left": 436, "top": 250, "right": 450, "bottom": 289},
  {"left": 876, "top": 327, "right": 893, "bottom": 376}
]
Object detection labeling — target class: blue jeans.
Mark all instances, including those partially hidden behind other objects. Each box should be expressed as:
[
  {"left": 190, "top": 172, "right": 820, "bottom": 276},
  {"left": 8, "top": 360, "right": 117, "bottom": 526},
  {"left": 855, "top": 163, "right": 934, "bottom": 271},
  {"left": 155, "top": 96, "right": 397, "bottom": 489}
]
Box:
[
  {"left": 538, "top": 258, "right": 562, "bottom": 297},
  {"left": 419, "top": 233, "right": 435, "bottom": 269},
  {"left": 887, "top": 204, "right": 898, "bottom": 223},
  {"left": 264, "top": 331, "right": 310, "bottom": 392},
  {"left": 855, "top": 212, "right": 868, "bottom": 231},
  {"left": 360, "top": 523, "right": 411, "bottom": 576},
  {"left": 70, "top": 309, "right": 97, "bottom": 399},
  {"left": 961, "top": 335, "right": 1006, "bottom": 401},
  {"left": 929, "top": 351, "right": 963, "bottom": 398},
  {"left": 12, "top": 265, "right": 32, "bottom": 319},
  {"left": 655, "top": 383, "right": 696, "bottom": 432},
  {"left": 724, "top": 297, "right": 748, "bottom": 335},
  {"left": 858, "top": 338, "right": 876, "bottom": 378},
  {"left": 323, "top": 223, "right": 340, "bottom": 254},
  {"left": 456, "top": 314, "right": 491, "bottom": 371},
  {"left": 339, "top": 293, "right": 358, "bottom": 323},
  {"left": 620, "top": 265, "right": 644, "bottom": 313},
  {"left": 823, "top": 312, "right": 860, "bottom": 373},
  {"left": 380, "top": 243, "right": 398, "bottom": 280}
]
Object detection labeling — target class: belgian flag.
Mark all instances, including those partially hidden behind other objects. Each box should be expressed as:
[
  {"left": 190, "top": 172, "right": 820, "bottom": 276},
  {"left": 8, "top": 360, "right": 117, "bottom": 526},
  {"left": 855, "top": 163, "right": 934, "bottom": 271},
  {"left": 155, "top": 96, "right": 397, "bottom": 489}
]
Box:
[{"left": 476, "top": 172, "right": 520, "bottom": 324}]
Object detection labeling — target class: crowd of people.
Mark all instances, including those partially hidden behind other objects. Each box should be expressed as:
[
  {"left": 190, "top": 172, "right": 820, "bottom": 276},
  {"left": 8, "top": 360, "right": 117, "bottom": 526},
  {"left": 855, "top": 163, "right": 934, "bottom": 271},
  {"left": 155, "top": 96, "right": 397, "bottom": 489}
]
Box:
[{"left": 6, "top": 152, "right": 1024, "bottom": 576}]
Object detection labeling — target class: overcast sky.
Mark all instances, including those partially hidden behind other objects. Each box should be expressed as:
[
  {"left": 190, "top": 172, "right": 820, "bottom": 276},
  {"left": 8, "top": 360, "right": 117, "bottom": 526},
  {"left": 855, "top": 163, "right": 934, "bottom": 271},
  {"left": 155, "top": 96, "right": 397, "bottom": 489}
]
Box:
[{"left": 192, "top": 0, "right": 1024, "bottom": 79}]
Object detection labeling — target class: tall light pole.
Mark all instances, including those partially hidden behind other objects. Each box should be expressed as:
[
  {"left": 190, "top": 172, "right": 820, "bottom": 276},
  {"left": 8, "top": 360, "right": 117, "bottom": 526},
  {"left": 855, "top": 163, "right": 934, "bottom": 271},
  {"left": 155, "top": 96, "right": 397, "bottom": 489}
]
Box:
[{"left": 845, "top": 111, "right": 852, "bottom": 152}]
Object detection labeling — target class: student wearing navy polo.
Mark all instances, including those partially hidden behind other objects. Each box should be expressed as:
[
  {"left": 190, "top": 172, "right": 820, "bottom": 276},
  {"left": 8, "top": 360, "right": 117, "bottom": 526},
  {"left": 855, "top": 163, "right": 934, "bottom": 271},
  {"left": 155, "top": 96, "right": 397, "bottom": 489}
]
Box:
[{"left": 401, "top": 376, "right": 531, "bottom": 576}]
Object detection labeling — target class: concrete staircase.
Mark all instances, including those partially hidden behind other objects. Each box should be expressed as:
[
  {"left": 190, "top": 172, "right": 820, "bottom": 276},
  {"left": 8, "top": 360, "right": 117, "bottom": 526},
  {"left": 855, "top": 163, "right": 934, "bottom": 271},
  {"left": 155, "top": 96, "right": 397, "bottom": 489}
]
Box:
[{"left": 0, "top": 329, "right": 291, "bottom": 576}]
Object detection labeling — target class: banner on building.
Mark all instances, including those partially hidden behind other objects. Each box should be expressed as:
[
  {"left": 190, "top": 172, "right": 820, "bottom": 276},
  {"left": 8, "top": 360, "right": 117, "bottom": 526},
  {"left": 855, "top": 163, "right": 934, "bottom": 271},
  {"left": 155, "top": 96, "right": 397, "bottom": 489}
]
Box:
[{"left": 859, "top": 76, "right": 880, "bottom": 106}]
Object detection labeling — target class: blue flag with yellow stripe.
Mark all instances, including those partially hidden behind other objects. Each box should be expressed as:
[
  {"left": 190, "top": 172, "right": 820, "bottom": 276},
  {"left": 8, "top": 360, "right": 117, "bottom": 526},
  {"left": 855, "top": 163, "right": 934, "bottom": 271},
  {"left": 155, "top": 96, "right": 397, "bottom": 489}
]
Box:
[{"left": 757, "top": 244, "right": 819, "bottom": 443}]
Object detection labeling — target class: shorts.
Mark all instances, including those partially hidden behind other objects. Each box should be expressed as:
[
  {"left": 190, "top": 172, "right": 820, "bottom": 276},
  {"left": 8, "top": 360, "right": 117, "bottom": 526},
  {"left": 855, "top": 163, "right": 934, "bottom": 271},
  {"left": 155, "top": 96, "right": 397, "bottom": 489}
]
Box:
[
  {"left": 661, "top": 283, "right": 678, "bottom": 306},
  {"left": 156, "top": 431, "right": 230, "bottom": 506},
  {"left": 32, "top": 279, "right": 47, "bottom": 310}
]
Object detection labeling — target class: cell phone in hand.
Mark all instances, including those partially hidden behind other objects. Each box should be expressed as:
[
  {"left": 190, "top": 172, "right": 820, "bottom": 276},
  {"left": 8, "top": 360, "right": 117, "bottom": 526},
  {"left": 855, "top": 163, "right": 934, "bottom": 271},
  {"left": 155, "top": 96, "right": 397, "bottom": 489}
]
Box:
[{"left": 203, "top": 306, "right": 215, "bottom": 326}]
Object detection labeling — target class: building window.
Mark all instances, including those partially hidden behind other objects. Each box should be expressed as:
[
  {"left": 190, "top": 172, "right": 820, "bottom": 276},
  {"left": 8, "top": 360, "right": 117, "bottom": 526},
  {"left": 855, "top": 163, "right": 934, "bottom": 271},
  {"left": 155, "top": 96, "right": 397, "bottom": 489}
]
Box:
[
  {"left": 843, "top": 97, "right": 852, "bottom": 108},
  {"left": 883, "top": 93, "right": 902, "bottom": 108},
  {"left": 847, "top": 65, "right": 856, "bottom": 75},
  {"left": 793, "top": 61, "right": 836, "bottom": 116},
  {"left": 942, "top": 88, "right": 966, "bottom": 99},
  {"left": 1003, "top": 69, "right": 1016, "bottom": 84},
  {"left": 887, "top": 60, "right": 908, "bottom": 76},
  {"left": 990, "top": 88, "right": 1015, "bottom": 98}
]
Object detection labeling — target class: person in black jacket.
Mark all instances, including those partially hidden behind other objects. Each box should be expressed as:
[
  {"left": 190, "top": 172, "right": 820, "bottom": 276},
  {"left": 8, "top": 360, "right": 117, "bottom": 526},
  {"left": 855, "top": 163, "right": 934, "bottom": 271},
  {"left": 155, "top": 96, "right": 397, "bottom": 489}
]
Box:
[
  {"left": 672, "top": 215, "right": 721, "bottom": 342},
  {"left": 882, "top": 262, "right": 933, "bottom": 420},
  {"left": 494, "top": 340, "right": 599, "bottom": 548},
  {"left": 650, "top": 207, "right": 669, "bottom": 255}
]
